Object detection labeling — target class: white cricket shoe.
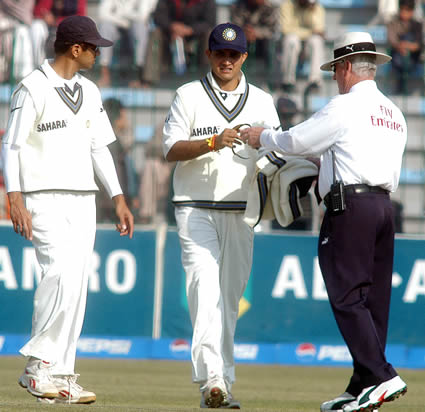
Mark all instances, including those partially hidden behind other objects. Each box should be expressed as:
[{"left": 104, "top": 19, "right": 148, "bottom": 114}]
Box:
[
  {"left": 200, "top": 391, "right": 240, "bottom": 409},
  {"left": 18, "top": 359, "right": 59, "bottom": 399},
  {"left": 201, "top": 377, "right": 228, "bottom": 408},
  {"left": 320, "top": 392, "right": 356, "bottom": 411},
  {"left": 52, "top": 374, "right": 96, "bottom": 404},
  {"left": 342, "top": 376, "right": 407, "bottom": 412},
  {"left": 221, "top": 392, "right": 241, "bottom": 409}
]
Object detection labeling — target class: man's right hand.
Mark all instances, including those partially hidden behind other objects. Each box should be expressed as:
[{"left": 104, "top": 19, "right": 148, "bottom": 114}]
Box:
[
  {"left": 8, "top": 192, "right": 32, "bottom": 240},
  {"left": 170, "top": 22, "right": 193, "bottom": 39},
  {"left": 214, "top": 128, "right": 241, "bottom": 151}
]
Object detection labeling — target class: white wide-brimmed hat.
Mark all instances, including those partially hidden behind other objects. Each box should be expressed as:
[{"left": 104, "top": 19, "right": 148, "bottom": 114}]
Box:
[{"left": 320, "top": 31, "right": 391, "bottom": 71}]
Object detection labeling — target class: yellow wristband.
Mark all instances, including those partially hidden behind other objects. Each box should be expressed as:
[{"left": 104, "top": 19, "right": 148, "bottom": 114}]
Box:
[{"left": 206, "top": 134, "right": 218, "bottom": 151}]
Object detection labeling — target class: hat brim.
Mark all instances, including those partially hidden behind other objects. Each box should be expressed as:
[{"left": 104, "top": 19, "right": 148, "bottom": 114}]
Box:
[
  {"left": 209, "top": 44, "right": 247, "bottom": 54},
  {"left": 320, "top": 51, "right": 391, "bottom": 71},
  {"left": 85, "top": 37, "right": 114, "bottom": 47}
]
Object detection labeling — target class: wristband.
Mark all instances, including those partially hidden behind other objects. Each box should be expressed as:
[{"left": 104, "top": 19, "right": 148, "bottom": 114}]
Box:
[{"left": 206, "top": 134, "right": 218, "bottom": 151}]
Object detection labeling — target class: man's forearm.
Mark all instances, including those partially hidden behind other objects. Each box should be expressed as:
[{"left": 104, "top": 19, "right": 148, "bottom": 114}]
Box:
[
  {"left": 2, "top": 144, "right": 21, "bottom": 193},
  {"left": 166, "top": 139, "right": 212, "bottom": 162}
]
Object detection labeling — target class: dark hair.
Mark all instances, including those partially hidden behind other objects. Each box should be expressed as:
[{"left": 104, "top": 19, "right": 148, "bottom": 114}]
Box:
[
  {"left": 103, "top": 98, "right": 124, "bottom": 124},
  {"left": 399, "top": 0, "right": 415, "bottom": 9},
  {"left": 54, "top": 39, "right": 72, "bottom": 55},
  {"left": 53, "top": 41, "right": 93, "bottom": 55}
]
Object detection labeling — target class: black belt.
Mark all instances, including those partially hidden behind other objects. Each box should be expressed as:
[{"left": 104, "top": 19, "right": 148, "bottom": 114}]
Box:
[{"left": 324, "top": 184, "right": 389, "bottom": 208}]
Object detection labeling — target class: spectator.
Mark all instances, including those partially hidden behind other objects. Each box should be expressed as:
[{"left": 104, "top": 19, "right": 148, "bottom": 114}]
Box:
[
  {"left": 0, "top": 0, "right": 35, "bottom": 83},
  {"left": 369, "top": 0, "right": 423, "bottom": 25},
  {"left": 141, "top": 0, "right": 216, "bottom": 86},
  {"left": 373, "top": 0, "right": 399, "bottom": 24},
  {"left": 230, "top": 0, "right": 278, "bottom": 64},
  {"left": 97, "top": 0, "right": 157, "bottom": 88},
  {"left": 138, "top": 126, "right": 174, "bottom": 225},
  {"left": 96, "top": 98, "right": 140, "bottom": 222},
  {"left": 280, "top": 0, "right": 326, "bottom": 93},
  {"left": 387, "top": 0, "right": 423, "bottom": 94},
  {"left": 276, "top": 95, "right": 298, "bottom": 127},
  {"left": 31, "top": 0, "right": 87, "bottom": 66}
]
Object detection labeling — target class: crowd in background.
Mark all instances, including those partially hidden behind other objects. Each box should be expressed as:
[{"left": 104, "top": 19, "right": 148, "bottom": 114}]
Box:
[{"left": 0, "top": 0, "right": 420, "bottom": 230}]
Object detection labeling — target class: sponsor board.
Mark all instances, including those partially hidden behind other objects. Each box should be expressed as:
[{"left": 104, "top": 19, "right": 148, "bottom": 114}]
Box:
[
  {"left": 0, "top": 335, "right": 422, "bottom": 369},
  {"left": 234, "top": 344, "right": 259, "bottom": 361},
  {"left": 77, "top": 338, "right": 132, "bottom": 355},
  {"left": 294, "top": 343, "right": 352, "bottom": 365},
  {"left": 169, "top": 338, "right": 191, "bottom": 360},
  {"left": 317, "top": 345, "right": 352, "bottom": 362},
  {"left": 296, "top": 343, "right": 317, "bottom": 362},
  {"left": 2, "top": 227, "right": 425, "bottom": 361},
  {"left": 170, "top": 338, "right": 191, "bottom": 353}
]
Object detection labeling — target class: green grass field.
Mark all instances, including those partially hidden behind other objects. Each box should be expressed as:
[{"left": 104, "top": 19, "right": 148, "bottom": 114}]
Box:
[{"left": 0, "top": 356, "right": 423, "bottom": 411}]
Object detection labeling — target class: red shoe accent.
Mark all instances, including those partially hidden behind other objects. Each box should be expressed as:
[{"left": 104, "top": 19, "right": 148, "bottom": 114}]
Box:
[
  {"left": 210, "top": 387, "right": 221, "bottom": 398},
  {"left": 378, "top": 390, "right": 388, "bottom": 402}
]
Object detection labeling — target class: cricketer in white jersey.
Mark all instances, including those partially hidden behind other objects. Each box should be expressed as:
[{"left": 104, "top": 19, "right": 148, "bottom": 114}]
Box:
[
  {"left": 1, "top": 16, "right": 134, "bottom": 404},
  {"left": 163, "top": 22, "right": 280, "bottom": 409}
]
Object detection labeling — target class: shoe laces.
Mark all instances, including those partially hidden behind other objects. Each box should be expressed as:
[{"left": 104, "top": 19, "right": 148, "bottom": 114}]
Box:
[{"left": 55, "top": 374, "right": 82, "bottom": 404}]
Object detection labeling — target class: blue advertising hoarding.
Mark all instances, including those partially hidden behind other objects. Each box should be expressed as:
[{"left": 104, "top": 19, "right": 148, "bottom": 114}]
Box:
[{"left": 1, "top": 224, "right": 425, "bottom": 367}]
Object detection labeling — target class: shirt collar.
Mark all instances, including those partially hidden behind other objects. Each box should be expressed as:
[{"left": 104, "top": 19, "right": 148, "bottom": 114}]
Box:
[
  {"left": 349, "top": 79, "right": 377, "bottom": 93},
  {"left": 41, "top": 59, "right": 80, "bottom": 86},
  {"left": 206, "top": 71, "right": 247, "bottom": 95}
]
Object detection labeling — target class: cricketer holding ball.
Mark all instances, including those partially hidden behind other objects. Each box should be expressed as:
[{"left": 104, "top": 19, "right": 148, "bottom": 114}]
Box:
[{"left": 163, "top": 22, "right": 280, "bottom": 409}]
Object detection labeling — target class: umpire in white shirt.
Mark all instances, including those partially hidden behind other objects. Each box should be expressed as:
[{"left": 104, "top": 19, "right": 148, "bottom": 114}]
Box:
[{"left": 241, "top": 32, "right": 408, "bottom": 412}]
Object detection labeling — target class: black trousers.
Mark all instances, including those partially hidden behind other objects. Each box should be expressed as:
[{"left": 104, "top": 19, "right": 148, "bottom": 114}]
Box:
[{"left": 318, "top": 192, "right": 397, "bottom": 396}]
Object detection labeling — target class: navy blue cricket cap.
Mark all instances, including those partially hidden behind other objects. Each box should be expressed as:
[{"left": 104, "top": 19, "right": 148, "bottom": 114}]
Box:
[
  {"left": 208, "top": 23, "right": 247, "bottom": 54},
  {"left": 56, "top": 15, "right": 113, "bottom": 47}
]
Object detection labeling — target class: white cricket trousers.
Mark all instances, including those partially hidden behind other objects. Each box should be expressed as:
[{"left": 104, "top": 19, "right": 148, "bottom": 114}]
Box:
[
  {"left": 98, "top": 20, "right": 150, "bottom": 67},
  {"left": 281, "top": 33, "right": 325, "bottom": 85},
  {"left": 175, "top": 206, "right": 254, "bottom": 389},
  {"left": 20, "top": 192, "right": 96, "bottom": 375}
]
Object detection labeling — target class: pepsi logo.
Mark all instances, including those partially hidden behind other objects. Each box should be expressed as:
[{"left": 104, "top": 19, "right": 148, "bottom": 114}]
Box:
[
  {"left": 296, "top": 342, "right": 317, "bottom": 359},
  {"left": 170, "top": 338, "right": 191, "bottom": 353}
]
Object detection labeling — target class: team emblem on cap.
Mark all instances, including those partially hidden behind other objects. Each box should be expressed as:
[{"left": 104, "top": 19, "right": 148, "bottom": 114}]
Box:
[{"left": 222, "top": 28, "right": 236, "bottom": 42}]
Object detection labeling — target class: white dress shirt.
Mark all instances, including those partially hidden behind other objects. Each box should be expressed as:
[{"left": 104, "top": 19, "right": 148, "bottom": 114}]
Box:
[{"left": 260, "top": 80, "right": 407, "bottom": 199}]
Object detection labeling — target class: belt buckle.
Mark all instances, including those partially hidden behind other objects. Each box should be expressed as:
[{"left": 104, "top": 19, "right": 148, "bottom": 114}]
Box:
[{"left": 232, "top": 123, "right": 251, "bottom": 159}]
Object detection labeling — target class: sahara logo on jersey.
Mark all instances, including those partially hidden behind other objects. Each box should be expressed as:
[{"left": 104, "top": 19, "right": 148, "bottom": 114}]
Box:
[
  {"left": 192, "top": 125, "right": 219, "bottom": 137},
  {"left": 36, "top": 120, "right": 67, "bottom": 132}
]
